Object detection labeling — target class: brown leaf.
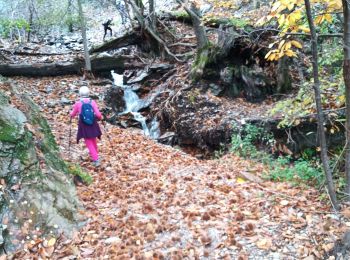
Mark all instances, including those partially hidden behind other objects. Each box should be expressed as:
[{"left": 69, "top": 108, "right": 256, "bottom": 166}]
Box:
[
  {"left": 80, "top": 247, "right": 94, "bottom": 257},
  {"left": 341, "top": 208, "right": 350, "bottom": 218}
]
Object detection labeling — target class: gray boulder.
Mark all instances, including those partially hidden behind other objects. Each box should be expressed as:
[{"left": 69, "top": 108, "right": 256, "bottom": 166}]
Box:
[{"left": 0, "top": 87, "right": 82, "bottom": 254}]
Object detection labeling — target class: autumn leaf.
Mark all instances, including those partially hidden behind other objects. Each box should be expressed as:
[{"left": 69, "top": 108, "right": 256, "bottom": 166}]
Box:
[{"left": 256, "top": 238, "right": 272, "bottom": 250}]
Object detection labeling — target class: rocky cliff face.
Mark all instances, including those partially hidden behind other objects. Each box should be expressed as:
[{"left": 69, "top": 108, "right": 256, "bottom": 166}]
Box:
[{"left": 0, "top": 81, "right": 82, "bottom": 254}]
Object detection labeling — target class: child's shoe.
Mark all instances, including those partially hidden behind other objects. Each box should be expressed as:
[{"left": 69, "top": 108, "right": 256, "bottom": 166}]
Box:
[{"left": 92, "top": 159, "right": 100, "bottom": 167}]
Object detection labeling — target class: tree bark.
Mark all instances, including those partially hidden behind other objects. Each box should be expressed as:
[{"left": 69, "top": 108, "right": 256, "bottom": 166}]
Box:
[
  {"left": 148, "top": 0, "right": 156, "bottom": 31},
  {"left": 0, "top": 55, "right": 124, "bottom": 77},
  {"left": 77, "top": 0, "right": 92, "bottom": 74},
  {"left": 89, "top": 30, "right": 141, "bottom": 54},
  {"left": 343, "top": 0, "right": 350, "bottom": 199},
  {"left": 128, "top": 0, "right": 180, "bottom": 60},
  {"left": 27, "top": 0, "right": 34, "bottom": 42},
  {"left": 304, "top": 0, "right": 339, "bottom": 210},
  {"left": 67, "top": 0, "right": 74, "bottom": 33},
  {"left": 176, "top": 0, "right": 209, "bottom": 79}
]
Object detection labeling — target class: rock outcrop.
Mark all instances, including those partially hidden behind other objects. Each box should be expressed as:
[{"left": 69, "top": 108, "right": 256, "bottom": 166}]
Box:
[{"left": 0, "top": 81, "right": 82, "bottom": 254}]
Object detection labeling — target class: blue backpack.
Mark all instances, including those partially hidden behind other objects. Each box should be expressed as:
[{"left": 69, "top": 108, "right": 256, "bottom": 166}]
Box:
[{"left": 80, "top": 99, "right": 95, "bottom": 125}]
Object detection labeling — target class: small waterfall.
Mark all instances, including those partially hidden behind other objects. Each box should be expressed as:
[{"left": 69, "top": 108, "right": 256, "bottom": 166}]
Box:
[{"left": 111, "top": 71, "right": 160, "bottom": 139}]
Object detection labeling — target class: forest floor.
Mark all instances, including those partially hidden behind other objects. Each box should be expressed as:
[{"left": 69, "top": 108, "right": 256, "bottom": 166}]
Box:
[{"left": 9, "top": 75, "right": 348, "bottom": 259}]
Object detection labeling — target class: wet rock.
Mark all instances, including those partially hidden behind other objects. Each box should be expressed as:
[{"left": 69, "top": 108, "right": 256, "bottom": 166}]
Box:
[
  {"left": 208, "top": 83, "right": 224, "bottom": 96},
  {"left": 117, "top": 112, "right": 143, "bottom": 128},
  {"left": 104, "top": 86, "right": 126, "bottom": 113},
  {"left": 200, "top": 3, "right": 213, "bottom": 14},
  {"left": 127, "top": 70, "right": 150, "bottom": 84},
  {"left": 46, "top": 85, "right": 53, "bottom": 93},
  {"left": 91, "top": 79, "right": 113, "bottom": 86},
  {"left": 160, "top": 90, "right": 233, "bottom": 151},
  {"left": 220, "top": 67, "right": 234, "bottom": 85},
  {"left": 47, "top": 101, "right": 57, "bottom": 108},
  {"left": 60, "top": 97, "right": 73, "bottom": 105},
  {"left": 157, "top": 132, "right": 176, "bottom": 145}
]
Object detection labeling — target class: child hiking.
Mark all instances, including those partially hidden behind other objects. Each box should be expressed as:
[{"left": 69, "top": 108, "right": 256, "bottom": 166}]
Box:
[{"left": 70, "top": 86, "right": 102, "bottom": 167}]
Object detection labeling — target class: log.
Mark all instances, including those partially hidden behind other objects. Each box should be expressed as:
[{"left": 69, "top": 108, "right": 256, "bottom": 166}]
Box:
[
  {"left": 0, "top": 55, "right": 124, "bottom": 77},
  {"left": 0, "top": 49, "right": 71, "bottom": 56},
  {"left": 160, "top": 11, "right": 251, "bottom": 29},
  {"left": 89, "top": 31, "right": 141, "bottom": 54}
]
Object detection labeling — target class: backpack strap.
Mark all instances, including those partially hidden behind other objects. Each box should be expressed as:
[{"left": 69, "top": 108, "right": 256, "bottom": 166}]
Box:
[{"left": 80, "top": 98, "right": 91, "bottom": 104}]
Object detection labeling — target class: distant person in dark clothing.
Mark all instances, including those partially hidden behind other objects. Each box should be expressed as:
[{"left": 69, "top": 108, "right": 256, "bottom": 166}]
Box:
[{"left": 102, "top": 19, "right": 113, "bottom": 40}]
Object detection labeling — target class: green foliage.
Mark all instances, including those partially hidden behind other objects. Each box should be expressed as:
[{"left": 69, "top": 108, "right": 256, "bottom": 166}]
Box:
[
  {"left": 230, "top": 123, "right": 274, "bottom": 158},
  {"left": 268, "top": 157, "right": 323, "bottom": 184},
  {"left": 187, "top": 89, "right": 200, "bottom": 104},
  {"left": 230, "top": 123, "right": 323, "bottom": 186},
  {"left": 172, "top": 11, "right": 190, "bottom": 20},
  {"left": 270, "top": 41, "right": 345, "bottom": 129},
  {"left": 228, "top": 17, "right": 249, "bottom": 28},
  {"left": 64, "top": 14, "right": 80, "bottom": 29},
  {"left": 67, "top": 163, "right": 93, "bottom": 185},
  {"left": 269, "top": 82, "right": 315, "bottom": 128},
  {"left": 0, "top": 18, "right": 30, "bottom": 37},
  {"left": 319, "top": 41, "right": 343, "bottom": 74}
]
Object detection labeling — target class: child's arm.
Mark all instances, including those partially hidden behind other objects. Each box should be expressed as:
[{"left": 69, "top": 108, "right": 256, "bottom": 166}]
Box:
[
  {"left": 70, "top": 102, "right": 80, "bottom": 118},
  {"left": 92, "top": 101, "right": 102, "bottom": 120}
]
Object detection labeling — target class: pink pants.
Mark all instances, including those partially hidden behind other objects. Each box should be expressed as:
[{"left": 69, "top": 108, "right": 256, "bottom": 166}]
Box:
[{"left": 84, "top": 138, "right": 99, "bottom": 161}]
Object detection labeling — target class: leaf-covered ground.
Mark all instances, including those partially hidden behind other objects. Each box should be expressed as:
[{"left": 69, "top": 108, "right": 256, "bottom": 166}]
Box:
[{"left": 4, "top": 76, "right": 347, "bottom": 259}]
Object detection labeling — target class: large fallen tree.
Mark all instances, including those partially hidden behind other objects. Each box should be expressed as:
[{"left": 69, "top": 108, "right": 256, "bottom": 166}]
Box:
[
  {"left": 0, "top": 54, "right": 124, "bottom": 77},
  {"left": 89, "top": 31, "right": 142, "bottom": 54}
]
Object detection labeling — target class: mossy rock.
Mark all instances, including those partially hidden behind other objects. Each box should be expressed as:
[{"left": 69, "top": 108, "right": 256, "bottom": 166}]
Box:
[{"left": 0, "top": 87, "right": 82, "bottom": 254}]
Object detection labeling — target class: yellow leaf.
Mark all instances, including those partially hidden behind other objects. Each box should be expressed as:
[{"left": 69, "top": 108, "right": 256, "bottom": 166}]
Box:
[
  {"left": 236, "top": 177, "right": 246, "bottom": 184},
  {"left": 287, "top": 2, "right": 294, "bottom": 10},
  {"left": 299, "top": 26, "right": 310, "bottom": 33},
  {"left": 47, "top": 237, "right": 56, "bottom": 247},
  {"left": 284, "top": 41, "right": 292, "bottom": 50},
  {"left": 314, "top": 15, "right": 324, "bottom": 25},
  {"left": 272, "top": 1, "right": 282, "bottom": 12},
  {"left": 278, "top": 14, "right": 286, "bottom": 26},
  {"left": 291, "top": 40, "right": 302, "bottom": 48},
  {"left": 324, "top": 14, "right": 333, "bottom": 23},
  {"left": 265, "top": 50, "right": 273, "bottom": 59},
  {"left": 285, "top": 49, "right": 297, "bottom": 57},
  {"left": 278, "top": 40, "right": 286, "bottom": 50},
  {"left": 267, "top": 53, "right": 276, "bottom": 61}
]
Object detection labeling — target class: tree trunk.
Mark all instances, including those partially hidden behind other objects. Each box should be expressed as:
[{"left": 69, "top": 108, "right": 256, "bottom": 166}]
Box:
[
  {"left": 304, "top": 0, "right": 339, "bottom": 210},
  {"left": 343, "top": 0, "right": 350, "bottom": 199},
  {"left": 67, "top": 0, "right": 74, "bottom": 33},
  {"left": 27, "top": 0, "right": 34, "bottom": 42},
  {"left": 176, "top": 0, "right": 209, "bottom": 79},
  {"left": 276, "top": 57, "right": 292, "bottom": 93},
  {"left": 148, "top": 0, "right": 156, "bottom": 31},
  {"left": 77, "top": 0, "right": 92, "bottom": 74}
]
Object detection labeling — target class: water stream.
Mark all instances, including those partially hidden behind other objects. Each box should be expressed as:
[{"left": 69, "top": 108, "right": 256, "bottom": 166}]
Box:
[{"left": 111, "top": 71, "right": 160, "bottom": 139}]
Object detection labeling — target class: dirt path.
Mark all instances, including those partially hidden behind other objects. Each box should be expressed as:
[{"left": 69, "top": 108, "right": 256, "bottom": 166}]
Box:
[{"left": 13, "top": 76, "right": 346, "bottom": 259}]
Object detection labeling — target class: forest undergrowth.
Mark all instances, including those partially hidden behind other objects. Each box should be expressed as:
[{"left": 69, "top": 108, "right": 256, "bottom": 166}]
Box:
[{"left": 6, "top": 75, "right": 349, "bottom": 259}]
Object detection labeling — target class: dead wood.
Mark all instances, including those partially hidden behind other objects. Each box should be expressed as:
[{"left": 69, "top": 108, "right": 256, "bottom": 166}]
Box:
[
  {"left": 0, "top": 55, "right": 124, "bottom": 77},
  {"left": 89, "top": 31, "right": 142, "bottom": 54}
]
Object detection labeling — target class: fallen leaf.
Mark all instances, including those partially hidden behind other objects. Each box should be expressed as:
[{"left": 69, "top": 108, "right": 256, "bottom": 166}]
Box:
[{"left": 256, "top": 238, "right": 272, "bottom": 250}]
